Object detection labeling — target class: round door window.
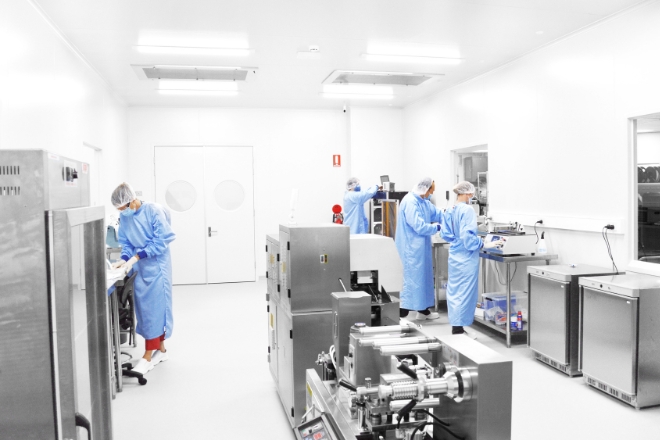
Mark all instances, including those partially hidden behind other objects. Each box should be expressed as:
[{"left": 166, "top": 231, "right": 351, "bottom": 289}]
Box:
[
  {"left": 215, "top": 180, "right": 245, "bottom": 211},
  {"left": 165, "top": 180, "right": 197, "bottom": 212}
]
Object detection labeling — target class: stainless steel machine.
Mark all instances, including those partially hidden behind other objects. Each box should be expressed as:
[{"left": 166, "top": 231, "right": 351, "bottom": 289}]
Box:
[
  {"left": 579, "top": 272, "right": 660, "bottom": 408},
  {"left": 0, "top": 150, "right": 112, "bottom": 440},
  {"left": 527, "top": 264, "right": 616, "bottom": 376},
  {"left": 300, "top": 325, "right": 512, "bottom": 440},
  {"left": 267, "top": 229, "right": 407, "bottom": 427},
  {"left": 271, "top": 224, "right": 351, "bottom": 427},
  {"left": 484, "top": 232, "right": 537, "bottom": 255}
]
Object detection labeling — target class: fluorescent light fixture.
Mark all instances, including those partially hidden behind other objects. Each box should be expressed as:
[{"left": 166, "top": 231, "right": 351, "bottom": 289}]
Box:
[
  {"left": 362, "top": 53, "right": 462, "bottom": 65},
  {"left": 158, "top": 80, "right": 238, "bottom": 91},
  {"left": 158, "top": 90, "right": 238, "bottom": 96},
  {"left": 321, "top": 93, "right": 393, "bottom": 100},
  {"left": 323, "top": 84, "right": 393, "bottom": 95},
  {"left": 135, "top": 45, "right": 253, "bottom": 56}
]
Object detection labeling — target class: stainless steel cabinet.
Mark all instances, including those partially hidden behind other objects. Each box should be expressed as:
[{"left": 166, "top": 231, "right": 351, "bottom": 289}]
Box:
[
  {"left": 267, "top": 299, "right": 279, "bottom": 383},
  {"left": 279, "top": 224, "right": 350, "bottom": 314},
  {"left": 266, "top": 234, "right": 280, "bottom": 303},
  {"left": 579, "top": 273, "right": 660, "bottom": 408},
  {"left": 529, "top": 276, "right": 569, "bottom": 364},
  {"left": 268, "top": 225, "right": 351, "bottom": 427},
  {"left": 527, "top": 264, "right": 615, "bottom": 377},
  {"left": 581, "top": 287, "right": 637, "bottom": 395},
  {"left": 277, "top": 308, "right": 333, "bottom": 427},
  {"left": 0, "top": 150, "right": 111, "bottom": 440}
]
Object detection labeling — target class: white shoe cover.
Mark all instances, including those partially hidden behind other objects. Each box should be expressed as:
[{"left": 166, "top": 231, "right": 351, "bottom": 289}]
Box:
[
  {"left": 151, "top": 350, "right": 169, "bottom": 366},
  {"left": 132, "top": 358, "right": 154, "bottom": 375}
]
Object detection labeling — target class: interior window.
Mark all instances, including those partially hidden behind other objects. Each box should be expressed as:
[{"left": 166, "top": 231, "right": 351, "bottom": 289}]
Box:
[{"left": 635, "top": 113, "right": 660, "bottom": 264}]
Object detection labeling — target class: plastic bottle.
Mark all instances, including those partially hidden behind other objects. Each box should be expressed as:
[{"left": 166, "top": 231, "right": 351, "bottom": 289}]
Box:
[
  {"left": 537, "top": 231, "right": 547, "bottom": 254},
  {"left": 516, "top": 310, "right": 523, "bottom": 330}
]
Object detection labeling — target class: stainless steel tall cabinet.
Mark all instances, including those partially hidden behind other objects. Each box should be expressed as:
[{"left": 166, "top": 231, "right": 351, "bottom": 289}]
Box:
[
  {"left": 274, "top": 224, "right": 350, "bottom": 428},
  {"left": 527, "top": 264, "right": 615, "bottom": 376},
  {"left": 266, "top": 234, "right": 280, "bottom": 383},
  {"left": 0, "top": 150, "right": 112, "bottom": 440},
  {"left": 579, "top": 273, "right": 660, "bottom": 408}
]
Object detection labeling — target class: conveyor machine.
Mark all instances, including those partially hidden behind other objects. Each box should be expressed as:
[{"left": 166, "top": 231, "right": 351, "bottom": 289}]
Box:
[{"left": 302, "top": 322, "right": 512, "bottom": 440}]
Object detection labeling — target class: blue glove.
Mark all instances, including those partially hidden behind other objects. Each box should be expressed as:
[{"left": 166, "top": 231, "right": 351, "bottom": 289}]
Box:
[{"left": 436, "top": 224, "right": 441, "bottom": 232}]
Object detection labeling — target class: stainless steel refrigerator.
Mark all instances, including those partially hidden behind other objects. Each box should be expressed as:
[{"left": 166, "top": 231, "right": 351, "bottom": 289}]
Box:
[
  {"left": 0, "top": 150, "right": 112, "bottom": 440},
  {"left": 527, "top": 264, "right": 615, "bottom": 376},
  {"left": 579, "top": 272, "right": 660, "bottom": 408}
]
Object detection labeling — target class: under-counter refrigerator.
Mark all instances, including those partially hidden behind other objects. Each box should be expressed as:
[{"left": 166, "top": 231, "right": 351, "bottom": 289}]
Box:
[
  {"left": 579, "top": 273, "right": 660, "bottom": 408},
  {"left": 527, "top": 264, "right": 615, "bottom": 377}
]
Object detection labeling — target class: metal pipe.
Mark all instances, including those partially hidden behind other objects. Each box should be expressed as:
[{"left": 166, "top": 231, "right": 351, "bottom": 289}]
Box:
[
  {"left": 425, "top": 378, "right": 449, "bottom": 395},
  {"left": 357, "top": 334, "right": 407, "bottom": 347},
  {"left": 389, "top": 399, "right": 440, "bottom": 411},
  {"left": 358, "top": 324, "right": 412, "bottom": 335},
  {"left": 356, "top": 386, "right": 380, "bottom": 397},
  {"left": 338, "top": 278, "right": 347, "bottom": 292},
  {"left": 368, "top": 337, "right": 434, "bottom": 348},
  {"left": 356, "top": 403, "right": 369, "bottom": 433},
  {"left": 379, "top": 342, "right": 441, "bottom": 356}
]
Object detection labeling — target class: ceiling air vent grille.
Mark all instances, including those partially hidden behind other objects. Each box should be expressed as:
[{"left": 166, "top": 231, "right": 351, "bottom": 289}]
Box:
[
  {"left": 132, "top": 65, "right": 257, "bottom": 82},
  {"left": 323, "top": 70, "right": 443, "bottom": 87}
]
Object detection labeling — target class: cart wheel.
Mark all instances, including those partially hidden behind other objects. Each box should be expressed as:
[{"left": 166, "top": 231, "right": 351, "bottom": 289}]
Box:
[{"left": 138, "top": 377, "right": 147, "bottom": 385}]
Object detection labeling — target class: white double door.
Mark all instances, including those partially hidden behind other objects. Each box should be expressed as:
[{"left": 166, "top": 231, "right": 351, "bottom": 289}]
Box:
[{"left": 155, "top": 146, "right": 255, "bottom": 285}]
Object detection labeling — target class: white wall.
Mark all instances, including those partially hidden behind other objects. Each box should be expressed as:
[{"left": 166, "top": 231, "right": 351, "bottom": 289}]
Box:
[
  {"left": 128, "top": 107, "right": 404, "bottom": 278},
  {"left": 404, "top": 1, "right": 660, "bottom": 291},
  {"left": 349, "top": 107, "right": 404, "bottom": 188},
  {"left": 0, "top": 0, "right": 128, "bottom": 217},
  {"left": 128, "top": 108, "right": 348, "bottom": 279}
]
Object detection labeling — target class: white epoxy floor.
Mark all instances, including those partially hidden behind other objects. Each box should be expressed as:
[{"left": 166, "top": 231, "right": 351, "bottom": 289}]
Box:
[{"left": 112, "top": 279, "right": 660, "bottom": 439}]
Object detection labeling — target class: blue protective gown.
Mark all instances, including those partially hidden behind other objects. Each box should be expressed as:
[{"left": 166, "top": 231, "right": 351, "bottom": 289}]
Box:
[
  {"left": 343, "top": 185, "right": 379, "bottom": 234},
  {"left": 441, "top": 202, "right": 483, "bottom": 326},
  {"left": 118, "top": 202, "right": 176, "bottom": 340},
  {"left": 395, "top": 193, "right": 444, "bottom": 311}
]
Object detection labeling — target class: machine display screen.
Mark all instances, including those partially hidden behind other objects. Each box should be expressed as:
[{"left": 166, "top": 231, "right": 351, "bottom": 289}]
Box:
[
  {"left": 299, "top": 420, "right": 329, "bottom": 440},
  {"left": 490, "top": 235, "right": 502, "bottom": 242}
]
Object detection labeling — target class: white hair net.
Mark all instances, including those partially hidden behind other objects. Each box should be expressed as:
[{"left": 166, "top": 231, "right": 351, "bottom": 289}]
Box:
[
  {"left": 111, "top": 182, "right": 137, "bottom": 208},
  {"left": 453, "top": 181, "right": 476, "bottom": 195},
  {"left": 412, "top": 177, "right": 433, "bottom": 195},
  {"left": 346, "top": 177, "right": 360, "bottom": 191}
]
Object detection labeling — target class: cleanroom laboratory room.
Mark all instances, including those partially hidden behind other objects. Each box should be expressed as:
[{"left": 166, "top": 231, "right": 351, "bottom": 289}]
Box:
[{"left": 2, "top": 0, "right": 660, "bottom": 439}]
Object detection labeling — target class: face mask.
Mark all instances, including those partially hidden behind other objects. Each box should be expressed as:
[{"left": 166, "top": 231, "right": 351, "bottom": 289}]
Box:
[
  {"left": 120, "top": 207, "right": 136, "bottom": 218},
  {"left": 354, "top": 185, "right": 361, "bottom": 192}
]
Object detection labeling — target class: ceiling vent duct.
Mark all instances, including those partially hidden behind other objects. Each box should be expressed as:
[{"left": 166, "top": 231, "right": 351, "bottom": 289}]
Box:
[
  {"left": 323, "top": 70, "right": 442, "bottom": 87},
  {"left": 131, "top": 65, "right": 258, "bottom": 82}
]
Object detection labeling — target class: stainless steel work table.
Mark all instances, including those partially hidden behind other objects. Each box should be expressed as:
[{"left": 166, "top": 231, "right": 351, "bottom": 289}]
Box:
[{"left": 477, "top": 252, "right": 558, "bottom": 347}]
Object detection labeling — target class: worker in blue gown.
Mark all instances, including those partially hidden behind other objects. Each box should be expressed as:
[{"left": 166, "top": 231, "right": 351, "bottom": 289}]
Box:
[
  {"left": 111, "top": 183, "right": 176, "bottom": 375},
  {"left": 395, "top": 177, "right": 444, "bottom": 320},
  {"left": 343, "top": 177, "right": 382, "bottom": 234},
  {"left": 441, "top": 181, "right": 503, "bottom": 335}
]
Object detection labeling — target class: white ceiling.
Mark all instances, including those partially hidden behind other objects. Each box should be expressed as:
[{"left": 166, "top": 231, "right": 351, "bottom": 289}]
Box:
[{"left": 33, "top": 0, "right": 645, "bottom": 109}]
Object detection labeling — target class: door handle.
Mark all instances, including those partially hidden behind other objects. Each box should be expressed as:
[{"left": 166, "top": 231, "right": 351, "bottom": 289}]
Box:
[{"left": 208, "top": 227, "right": 218, "bottom": 237}]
